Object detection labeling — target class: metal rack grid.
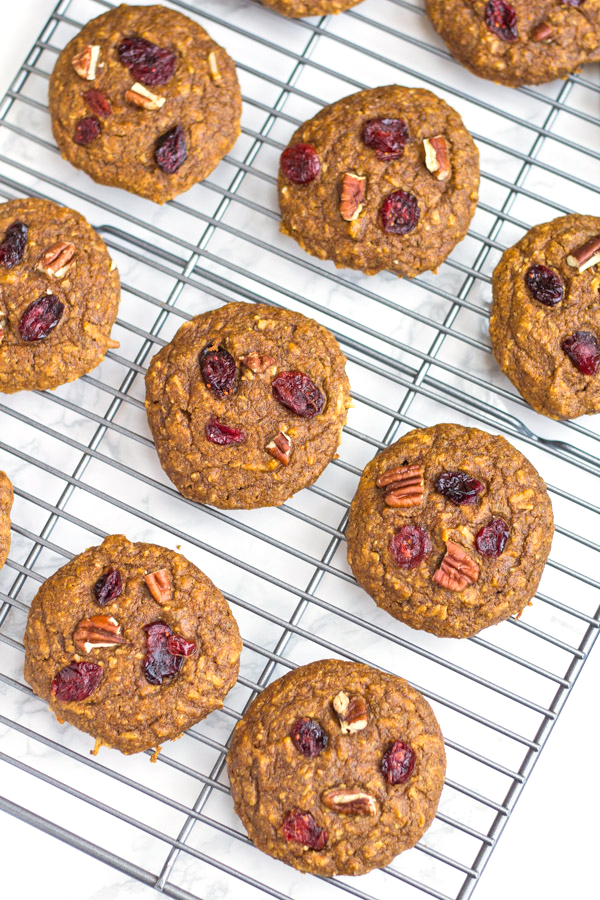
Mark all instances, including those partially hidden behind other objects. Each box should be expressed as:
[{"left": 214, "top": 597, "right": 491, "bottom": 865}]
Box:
[{"left": 0, "top": 0, "right": 599, "bottom": 898}]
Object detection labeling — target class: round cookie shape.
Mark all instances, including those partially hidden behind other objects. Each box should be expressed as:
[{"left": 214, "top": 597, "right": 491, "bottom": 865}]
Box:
[
  {"left": 278, "top": 86, "right": 479, "bottom": 278},
  {"left": 23, "top": 534, "right": 242, "bottom": 754},
  {"left": 425, "top": 0, "right": 600, "bottom": 87},
  {"left": 227, "top": 659, "right": 445, "bottom": 876},
  {"left": 145, "top": 302, "right": 351, "bottom": 509},
  {"left": 261, "top": 0, "right": 363, "bottom": 15},
  {"left": 491, "top": 214, "right": 600, "bottom": 420},
  {"left": 49, "top": 4, "right": 241, "bottom": 204},
  {"left": 346, "top": 424, "right": 553, "bottom": 638},
  {"left": 0, "top": 197, "right": 119, "bottom": 393},
  {"left": 0, "top": 470, "right": 13, "bottom": 570}
]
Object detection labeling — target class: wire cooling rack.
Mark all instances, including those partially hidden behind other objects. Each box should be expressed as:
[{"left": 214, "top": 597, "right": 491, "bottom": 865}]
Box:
[{"left": 0, "top": 1, "right": 599, "bottom": 898}]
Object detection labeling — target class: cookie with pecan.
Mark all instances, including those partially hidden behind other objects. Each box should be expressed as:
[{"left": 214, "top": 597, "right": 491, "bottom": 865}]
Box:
[
  {"left": 23, "top": 534, "right": 241, "bottom": 754},
  {"left": 0, "top": 470, "right": 13, "bottom": 571},
  {"left": 346, "top": 423, "right": 553, "bottom": 638},
  {"left": 261, "top": 0, "right": 363, "bottom": 15},
  {"left": 49, "top": 4, "right": 241, "bottom": 203},
  {"left": 227, "top": 659, "right": 445, "bottom": 876},
  {"left": 145, "top": 301, "right": 351, "bottom": 509}
]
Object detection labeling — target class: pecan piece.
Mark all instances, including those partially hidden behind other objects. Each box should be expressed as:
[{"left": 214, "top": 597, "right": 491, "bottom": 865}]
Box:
[
  {"left": 73, "top": 615, "right": 128, "bottom": 654},
  {"left": 240, "top": 352, "right": 276, "bottom": 374},
  {"left": 266, "top": 430, "right": 292, "bottom": 466},
  {"left": 145, "top": 568, "right": 172, "bottom": 605},
  {"left": 433, "top": 540, "right": 479, "bottom": 592},
  {"left": 566, "top": 234, "right": 600, "bottom": 273},
  {"left": 208, "top": 51, "right": 222, "bottom": 83},
  {"left": 72, "top": 44, "right": 100, "bottom": 81},
  {"left": 340, "top": 173, "right": 366, "bottom": 222},
  {"left": 531, "top": 22, "right": 553, "bottom": 42},
  {"left": 321, "top": 788, "right": 377, "bottom": 817},
  {"left": 332, "top": 691, "right": 368, "bottom": 734},
  {"left": 0, "top": 317, "right": 6, "bottom": 344},
  {"left": 423, "top": 135, "right": 451, "bottom": 182},
  {"left": 125, "top": 82, "right": 166, "bottom": 110},
  {"left": 376, "top": 464, "right": 424, "bottom": 508},
  {"left": 36, "top": 241, "right": 76, "bottom": 278}
]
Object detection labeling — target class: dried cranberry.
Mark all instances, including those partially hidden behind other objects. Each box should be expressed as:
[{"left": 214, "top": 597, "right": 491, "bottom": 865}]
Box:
[
  {"left": 389, "top": 525, "right": 431, "bottom": 570},
  {"left": 290, "top": 717, "right": 328, "bottom": 757},
  {"left": 144, "top": 621, "right": 194, "bottom": 684},
  {"left": 0, "top": 221, "right": 28, "bottom": 269},
  {"left": 166, "top": 634, "right": 197, "bottom": 657},
  {"left": 117, "top": 35, "right": 177, "bottom": 86},
  {"left": 74, "top": 116, "right": 101, "bottom": 145},
  {"left": 206, "top": 417, "right": 246, "bottom": 445},
  {"left": 562, "top": 331, "right": 600, "bottom": 375},
  {"left": 476, "top": 517, "right": 510, "bottom": 557},
  {"left": 435, "top": 471, "right": 485, "bottom": 506},
  {"left": 155, "top": 125, "right": 187, "bottom": 174},
  {"left": 280, "top": 144, "right": 321, "bottom": 185},
  {"left": 83, "top": 89, "right": 112, "bottom": 118},
  {"left": 272, "top": 371, "right": 325, "bottom": 417},
  {"left": 484, "top": 0, "right": 518, "bottom": 41},
  {"left": 51, "top": 661, "right": 103, "bottom": 702},
  {"left": 19, "top": 294, "right": 64, "bottom": 341},
  {"left": 380, "top": 190, "right": 420, "bottom": 235},
  {"left": 93, "top": 567, "right": 123, "bottom": 606},
  {"left": 200, "top": 343, "right": 237, "bottom": 397},
  {"left": 381, "top": 740, "right": 415, "bottom": 785},
  {"left": 525, "top": 265, "right": 563, "bottom": 307},
  {"left": 282, "top": 809, "right": 328, "bottom": 850},
  {"left": 363, "top": 118, "right": 409, "bottom": 160}
]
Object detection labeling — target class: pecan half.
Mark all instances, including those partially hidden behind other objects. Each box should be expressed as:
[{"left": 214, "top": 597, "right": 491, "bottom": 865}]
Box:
[
  {"left": 72, "top": 45, "right": 100, "bottom": 81},
  {"left": 423, "top": 135, "right": 451, "bottom": 182},
  {"left": 376, "top": 464, "right": 424, "bottom": 508},
  {"left": 145, "top": 568, "right": 172, "bottom": 605},
  {"left": 36, "top": 241, "right": 76, "bottom": 278},
  {"left": 125, "top": 82, "right": 166, "bottom": 110},
  {"left": 208, "top": 51, "right": 222, "bottom": 83},
  {"left": 566, "top": 234, "right": 600, "bottom": 273},
  {"left": 73, "top": 615, "right": 128, "bottom": 654},
  {"left": 433, "top": 540, "right": 479, "bottom": 591},
  {"left": 332, "top": 691, "right": 368, "bottom": 734},
  {"left": 531, "top": 22, "right": 553, "bottom": 42},
  {"left": 321, "top": 788, "right": 377, "bottom": 817},
  {"left": 240, "top": 352, "right": 276, "bottom": 374},
  {"left": 340, "top": 173, "right": 366, "bottom": 222},
  {"left": 266, "top": 430, "right": 292, "bottom": 465}
]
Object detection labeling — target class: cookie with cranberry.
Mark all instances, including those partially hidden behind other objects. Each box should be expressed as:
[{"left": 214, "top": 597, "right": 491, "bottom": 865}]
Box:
[
  {"left": 0, "top": 197, "right": 119, "bottom": 393},
  {"left": 227, "top": 658, "right": 445, "bottom": 876},
  {"left": 49, "top": 4, "right": 241, "bottom": 203},
  {"left": 145, "top": 302, "right": 351, "bottom": 509},
  {"left": 425, "top": 0, "right": 600, "bottom": 87},
  {"left": 23, "top": 534, "right": 242, "bottom": 754},
  {"left": 491, "top": 215, "right": 600, "bottom": 419},
  {"left": 261, "top": 0, "right": 363, "bottom": 15},
  {"left": 277, "top": 85, "right": 479, "bottom": 278},
  {"left": 346, "top": 424, "right": 553, "bottom": 638},
  {"left": 0, "top": 470, "right": 13, "bottom": 571}
]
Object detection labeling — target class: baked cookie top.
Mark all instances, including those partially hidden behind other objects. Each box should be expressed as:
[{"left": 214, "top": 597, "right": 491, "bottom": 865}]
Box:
[
  {"left": 261, "top": 0, "right": 363, "bottom": 15},
  {"left": 23, "top": 534, "right": 242, "bottom": 754},
  {"left": 426, "top": 0, "right": 600, "bottom": 87},
  {"left": 0, "top": 470, "right": 13, "bottom": 571},
  {"left": 145, "top": 302, "right": 351, "bottom": 509},
  {"left": 0, "top": 197, "right": 119, "bottom": 393},
  {"left": 227, "top": 659, "right": 445, "bottom": 876},
  {"left": 491, "top": 214, "right": 600, "bottom": 420},
  {"left": 278, "top": 85, "right": 479, "bottom": 278},
  {"left": 346, "top": 424, "right": 553, "bottom": 638},
  {"left": 49, "top": 4, "right": 241, "bottom": 204}
]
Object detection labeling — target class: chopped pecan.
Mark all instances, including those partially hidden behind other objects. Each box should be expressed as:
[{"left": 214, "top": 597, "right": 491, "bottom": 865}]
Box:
[
  {"left": 531, "top": 22, "right": 553, "bottom": 43},
  {"left": 423, "top": 135, "right": 451, "bottom": 182},
  {"left": 72, "top": 44, "right": 100, "bottom": 81},
  {"left": 266, "top": 430, "right": 292, "bottom": 465},
  {"left": 376, "top": 464, "right": 424, "bottom": 508},
  {"left": 321, "top": 787, "right": 377, "bottom": 816},
  {"left": 73, "top": 615, "right": 128, "bottom": 654},
  {"left": 145, "top": 568, "right": 172, "bottom": 605},
  {"left": 332, "top": 691, "right": 368, "bottom": 734},
  {"left": 208, "top": 51, "right": 222, "bottom": 83},
  {"left": 125, "top": 82, "right": 166, "bottom": 110},
  {"left": 0, "top": 317, "right": 5, "bottom": 343},
  {"left": 340, "top": 173, "right": 366, "bottom": 222},
  {"left": 36, "top": 241, "right": 76, "bottom": 278},
  {"left": 566, "top": 234, "right": 600, "bottom": 273},
  {"left": 433, "top": 540, "right": 479, "bottom": 591},
  {"left": 240, "top": 352, "right": 276, "bottom": 374}
]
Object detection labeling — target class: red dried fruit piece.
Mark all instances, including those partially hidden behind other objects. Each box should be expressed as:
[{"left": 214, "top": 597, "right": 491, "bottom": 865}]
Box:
[
  {"left": 476, "top": 517, "right": 510, "bottom": 558},
  {"left": 389, "top": 525, "right": 432, "bottom": 570},
  {"left": 206, "top": 417, "right": 246, "bottom": 445},
  {"left": 525, "top": 265, "right": 563, "bottom": 307},
  {"left": 155, "top": 125, "right": 187, "bottom": 174},
  {"left": 381, "top": 740, "right": 415, "bottom": 785},
  {"left": 117, "top": 35, "right": 177, "bottom": 86},
  {"left": 363, "top": 118, "right": 409, "bottom": 160},
  {"left": 93, "top": 567, "right": 123, "bottom": 606},
  {"left": 166, "top": 634, "right": 197, "bottom": 657},
  {"left": 380, "top": 190, "right": 420, "bottom": 235},
  {"left": 562, "top": 331, "right": 600, "bottom": 375},
  {"left": 51, "top": 660, "right": 103, "bottom": 702},
  {"left": 144, "top": 621, "right": 195, "bottom": 684},
  {"left": 19, "top": 294, "right": 64, "bottom": 341},
  {"left": 83, "top": 89, "right": 112, "bottom": 118},
  {"left": 200, "top": 343, "right": 237, "bottom": 397},
  {"left": 280, "top": 144, "right": 321, "bottom": 185},
  {"left": 272, "top": 371, "right": 325, "bottom": 417},
  {"left": 435, "top": 471, "right": 485, "bottom": 506},
  {"left": 282, "top": 809, "right": 328, "bottom": 850},
  {"left": 290, "top": 717, "right": 328, "bottom": 757},
  {"left": 0, "top": 221, "right": 28, "bottom": 269},
  {"left": 74, "top": 115, "right": 101, "bottom": 145},
  {"left": 484, "top": 0, "right": 518, "bottom": 41}
]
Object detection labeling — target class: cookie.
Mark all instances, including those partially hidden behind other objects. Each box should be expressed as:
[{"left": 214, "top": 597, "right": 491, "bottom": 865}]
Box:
[
  {"left": 425, "top": 0, "right": 600, "bottom": 87},
  {"left": 0, "top": 197, "right": 119, "bottom": 393},
  {"left": 277, "top": 85, "right": 479, "bottom": 278},
  {"left": 227, "top": 659, "right": 445, "bottom": 876},
  {"left": 346, "top": 424, "right": 553, "bottom": 638},
  {"left": 261, "top": 0, "right": 363, "bottom": 15},
  {"left": 23, "top": 534, "right": 242, "bottom": 754},
  {"left": 49, "top": 4, "right": 241, "bottom": 204},
  {"left": 0, "top": 470, "right": 13, "bottom": 571},
  {"left": 145, "top": 302, "right": 351, "bottom": 509}
]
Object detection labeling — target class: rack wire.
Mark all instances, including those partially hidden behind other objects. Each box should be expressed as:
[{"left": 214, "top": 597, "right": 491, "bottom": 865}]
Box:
[{"left": 0, "top": 0, "right": 599, "bottom": 897}]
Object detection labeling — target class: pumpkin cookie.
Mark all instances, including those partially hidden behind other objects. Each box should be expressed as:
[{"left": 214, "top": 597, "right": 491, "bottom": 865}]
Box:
[
  {"left": 261, "top": 0, "right": 363, "bottom": 15},
  {"left": 49, "top": 4, "right": 241, "bottom": 203},
  {"left": 23, "top": 534, "right": 242, "bottom": 754},
  {"left": 0, "top": 471, "right": 13, "bottom": 570},
  {"left": 227, "top": 659, "right": 445, "bottom": 876},
  {"left": 346, "top": 424, "right": 553, "bottom": 638},
  {"left": 145, "top": 302, "right": 351, "bottom": 509}
]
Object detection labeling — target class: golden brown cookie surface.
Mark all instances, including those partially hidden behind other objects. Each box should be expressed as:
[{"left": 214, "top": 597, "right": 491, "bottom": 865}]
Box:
[
  {"left": 261, "top": 0, "right": 363, "bottom": 15},
  {"left": 0, "top": 470, "right": 13, "bottom": 571}
]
